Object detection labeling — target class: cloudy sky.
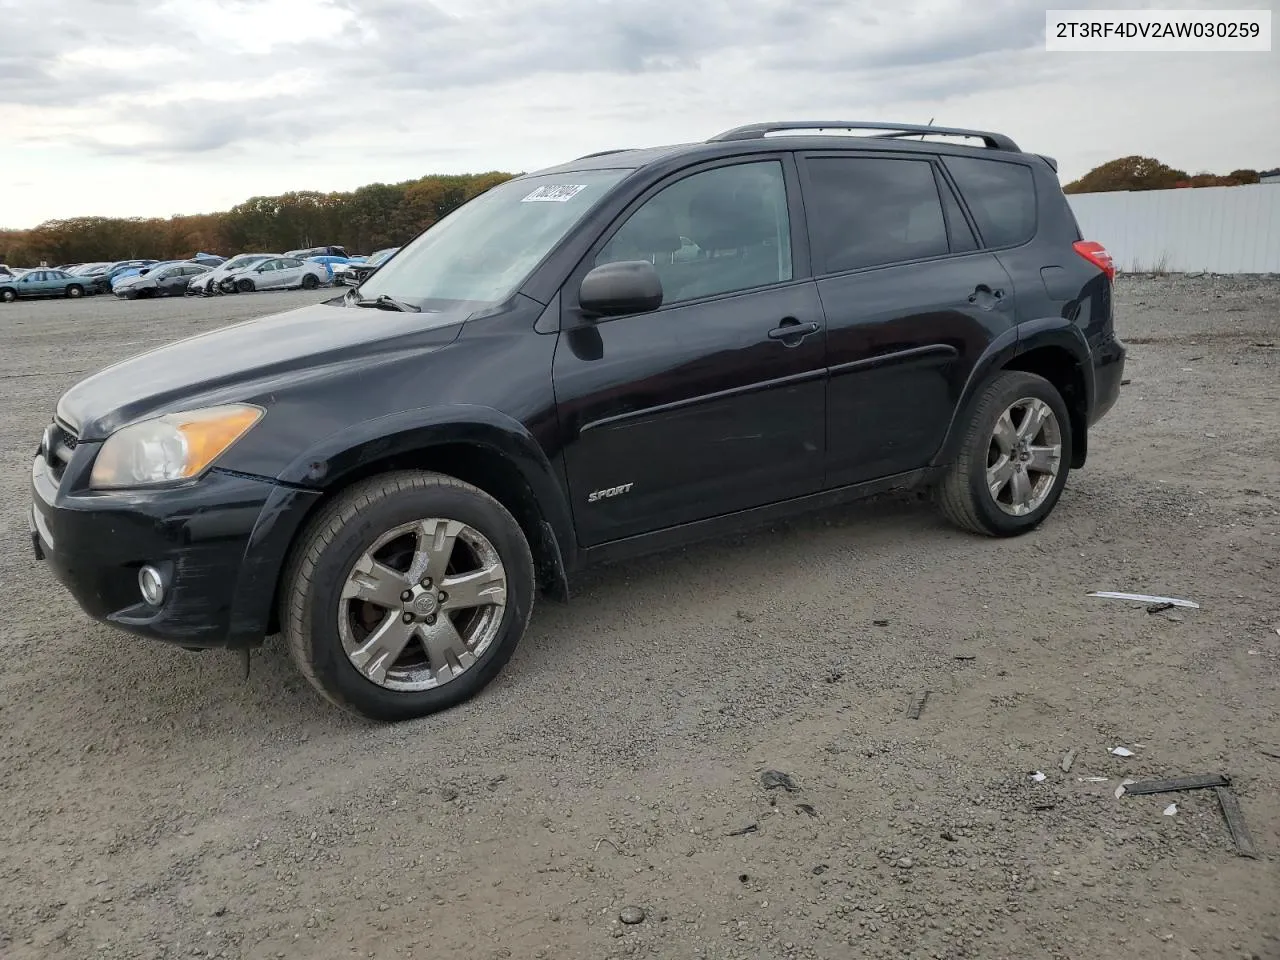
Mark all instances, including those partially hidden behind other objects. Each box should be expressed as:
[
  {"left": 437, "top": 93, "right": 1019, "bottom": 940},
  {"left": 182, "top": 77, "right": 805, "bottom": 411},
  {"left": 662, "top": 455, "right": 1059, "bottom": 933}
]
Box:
[{"left": 2, "top": 0, "right": 1277, "bottom": 229}]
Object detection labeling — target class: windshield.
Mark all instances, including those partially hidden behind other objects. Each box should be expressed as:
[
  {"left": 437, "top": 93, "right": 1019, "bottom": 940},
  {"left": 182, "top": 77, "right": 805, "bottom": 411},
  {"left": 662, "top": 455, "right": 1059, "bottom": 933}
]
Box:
[{"left": 355, "top": 169, "right": 628, "bottom": 308}]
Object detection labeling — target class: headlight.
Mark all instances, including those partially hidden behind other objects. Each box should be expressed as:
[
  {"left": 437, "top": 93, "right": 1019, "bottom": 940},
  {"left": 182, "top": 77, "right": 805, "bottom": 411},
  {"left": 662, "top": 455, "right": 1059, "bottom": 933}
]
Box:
[{"left": 89, "top": 403, "right": 264, "bottom": 489}]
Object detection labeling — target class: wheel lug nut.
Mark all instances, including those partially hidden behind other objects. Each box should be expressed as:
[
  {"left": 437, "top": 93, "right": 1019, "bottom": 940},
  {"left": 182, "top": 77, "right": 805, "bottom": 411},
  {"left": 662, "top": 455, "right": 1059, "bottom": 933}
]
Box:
[
  {"left": 426, "top": 614, "right": 437, "bottom": 626},
  {"left": 438, "top": 592, "right": 448, "bottom": 603},
  {"left": 401, "top": 612, "right": 414, "bottom": 624},
  {"left": 421, "top": 577, "right": 432, "bottom": 588},
  {"left": 400, "top": 590, "right": 412, "bottom": 602}
]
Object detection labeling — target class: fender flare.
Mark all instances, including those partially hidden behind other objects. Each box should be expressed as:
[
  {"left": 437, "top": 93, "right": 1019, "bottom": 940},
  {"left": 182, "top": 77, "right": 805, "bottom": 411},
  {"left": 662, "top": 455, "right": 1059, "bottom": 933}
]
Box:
[
  {"left": 277, "top": 403, "right": 577, "bottom": 569},
  {"left": 931, "top": 317, "right": 1093, "bottom": 468}
]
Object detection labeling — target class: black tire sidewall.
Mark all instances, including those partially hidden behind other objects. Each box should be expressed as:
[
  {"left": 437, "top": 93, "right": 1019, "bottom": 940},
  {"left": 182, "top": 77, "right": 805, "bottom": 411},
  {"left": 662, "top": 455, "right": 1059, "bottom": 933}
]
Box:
[
  {"left": 298, "top": 482, "right": 535, "bottom": 721},
  {"left": 67, "top": 285, "right": 83, "bottom": 298},
  {"left": 962, "top": 373, "right": 1073, "bottom": 535}
]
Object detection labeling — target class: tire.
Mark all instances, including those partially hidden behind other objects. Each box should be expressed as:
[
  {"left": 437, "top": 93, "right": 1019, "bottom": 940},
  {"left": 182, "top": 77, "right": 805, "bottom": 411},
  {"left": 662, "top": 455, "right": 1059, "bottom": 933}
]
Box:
[
  {"left": 936, "top": 371, "right": 1073, "bottom": 537},
  {"left": 0, "top": 288, "right": 15, "bottom": 303},
  {"left": 301, "top": 273, "right": 319, "bottom": 290},
  {"left": 280, "top": 470, "right": 536, "bottom": 722},
  {"left": 66, "top": 284, "right": 84, "bottom": 298},
  {"left": 236, "top": 278, "right": 255, "bottom": 293}
]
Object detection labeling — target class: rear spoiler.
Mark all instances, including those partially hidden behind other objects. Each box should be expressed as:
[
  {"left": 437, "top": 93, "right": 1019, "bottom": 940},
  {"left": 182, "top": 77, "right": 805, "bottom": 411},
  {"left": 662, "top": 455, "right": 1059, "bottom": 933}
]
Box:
[{"left": 1036, "top": 154, "right": 1059, "bottom": 173}]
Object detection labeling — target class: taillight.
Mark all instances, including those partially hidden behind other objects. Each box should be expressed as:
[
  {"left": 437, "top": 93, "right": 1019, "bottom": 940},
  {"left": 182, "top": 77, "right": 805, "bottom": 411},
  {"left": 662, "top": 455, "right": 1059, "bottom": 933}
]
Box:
[{"left": 1073, "top": 240, "right": 1115, "bottom": 282}]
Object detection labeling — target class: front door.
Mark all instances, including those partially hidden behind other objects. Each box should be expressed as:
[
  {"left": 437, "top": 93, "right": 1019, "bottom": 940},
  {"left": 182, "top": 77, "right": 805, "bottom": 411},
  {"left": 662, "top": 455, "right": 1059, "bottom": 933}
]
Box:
[
  {"left": 157, "top": 267, "right": 186, "bottom": 295},
  {"left": 796, "top": 152, "right": 1017, "bottom": 487},
  {"left": 553, "top": 156, "right": 828, "bottom": 547}
]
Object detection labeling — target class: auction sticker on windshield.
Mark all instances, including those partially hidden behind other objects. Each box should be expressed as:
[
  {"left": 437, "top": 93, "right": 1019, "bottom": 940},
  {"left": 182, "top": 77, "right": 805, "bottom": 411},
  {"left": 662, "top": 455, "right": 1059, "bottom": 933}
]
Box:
[{"left": 522, "top": 184, "right": 588, "bottom": 202}]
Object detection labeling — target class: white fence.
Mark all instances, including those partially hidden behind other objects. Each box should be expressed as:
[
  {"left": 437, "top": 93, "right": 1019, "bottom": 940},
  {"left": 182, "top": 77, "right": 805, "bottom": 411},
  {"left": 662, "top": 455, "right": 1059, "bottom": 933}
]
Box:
[{"left": 1065, "top": 183, "right": 1280, "bottom": 274}]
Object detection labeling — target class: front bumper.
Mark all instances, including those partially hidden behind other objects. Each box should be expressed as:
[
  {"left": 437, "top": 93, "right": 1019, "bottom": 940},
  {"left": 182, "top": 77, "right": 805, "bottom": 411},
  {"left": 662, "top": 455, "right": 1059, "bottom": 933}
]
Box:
[
  {"left": 31, "top": 448, "right": 321, "bottom": 649},
  {"left": 1089, "top": 333, "right": 1127, "bottom": 425}
]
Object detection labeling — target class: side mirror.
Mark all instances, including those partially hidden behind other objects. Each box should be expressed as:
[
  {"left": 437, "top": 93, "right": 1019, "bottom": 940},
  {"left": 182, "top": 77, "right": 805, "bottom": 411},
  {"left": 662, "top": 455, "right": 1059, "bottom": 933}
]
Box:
[{"left": 579, "top": 260, "right": 663, "bottom": 318}]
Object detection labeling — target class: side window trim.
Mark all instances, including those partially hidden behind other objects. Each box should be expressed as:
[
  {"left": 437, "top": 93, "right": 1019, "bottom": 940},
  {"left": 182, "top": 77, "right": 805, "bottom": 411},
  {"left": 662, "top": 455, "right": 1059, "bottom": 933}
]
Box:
[
  {"left": 933, "top": 163, "right": 981, "bottom": 254},
  {"left": 796, "top": 150, "right": 961, "bottom": 279},
  {"left": 562, "top": 153, "right": 810, "bottom": 326}
]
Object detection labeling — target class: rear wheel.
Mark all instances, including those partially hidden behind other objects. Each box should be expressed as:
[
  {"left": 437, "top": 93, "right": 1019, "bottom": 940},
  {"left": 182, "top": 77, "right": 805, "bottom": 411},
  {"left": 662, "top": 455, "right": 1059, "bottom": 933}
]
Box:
[
  {"left": 66, "top": 284, "right": 84, "bottom": 298},
  {"left": 301, "top": 273, "right": 319, "bottom": 290},
  {"left": 280, "top": 470, "right": 536, "bottom": 722},
  {"left": 936, "top": 371, "right": 1072, "bottom": 536}
]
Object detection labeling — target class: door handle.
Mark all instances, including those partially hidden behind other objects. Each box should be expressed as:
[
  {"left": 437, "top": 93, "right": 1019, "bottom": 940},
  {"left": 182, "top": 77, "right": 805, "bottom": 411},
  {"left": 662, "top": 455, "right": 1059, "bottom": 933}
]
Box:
[{"left": 768, "top": 319, "right": 820, "bottom": 343}]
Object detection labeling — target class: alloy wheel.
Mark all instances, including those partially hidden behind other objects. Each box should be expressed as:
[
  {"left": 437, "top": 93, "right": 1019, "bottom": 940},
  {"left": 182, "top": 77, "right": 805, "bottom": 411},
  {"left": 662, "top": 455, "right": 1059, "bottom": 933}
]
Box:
[
  {"left": 337, "top": 518, "right": 508, "bottom": 691},
  {"left": 985, "top": 397, "right": 1062, "bottom": 517}
]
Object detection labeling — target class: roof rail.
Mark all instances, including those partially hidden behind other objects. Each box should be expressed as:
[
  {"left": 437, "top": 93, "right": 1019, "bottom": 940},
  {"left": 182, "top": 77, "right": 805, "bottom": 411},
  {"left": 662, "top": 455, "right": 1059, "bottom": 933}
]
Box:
[
  {"left": 574, "top": 148, "right": 633, "bottom": 161},
  {"left": 706, "top": 121, "right": 1020, "bottom": 152}
]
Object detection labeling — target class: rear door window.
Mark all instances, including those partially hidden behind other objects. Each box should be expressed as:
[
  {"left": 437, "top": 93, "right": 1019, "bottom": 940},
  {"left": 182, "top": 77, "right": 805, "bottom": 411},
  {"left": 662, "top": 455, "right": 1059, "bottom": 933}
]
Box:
[
  {"left": 942, "top": 156, "right": 1036, "bottom": 248},
  {"left": 801, "top": 157, "right": 950, "bottom": 273}
]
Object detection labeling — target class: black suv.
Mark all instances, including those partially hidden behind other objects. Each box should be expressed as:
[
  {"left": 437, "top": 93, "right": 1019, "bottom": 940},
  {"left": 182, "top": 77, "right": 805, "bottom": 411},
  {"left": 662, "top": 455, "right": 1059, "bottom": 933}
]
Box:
[{"left": 30, "top": 121, "right": 1125, "bottom": 722}]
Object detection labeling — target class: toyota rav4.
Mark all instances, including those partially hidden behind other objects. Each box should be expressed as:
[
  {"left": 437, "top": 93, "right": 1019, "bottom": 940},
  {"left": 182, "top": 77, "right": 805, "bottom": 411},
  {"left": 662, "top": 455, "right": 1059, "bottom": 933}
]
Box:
[{"left": 29, "top": 120, "right": 1126, "bottom": 722}]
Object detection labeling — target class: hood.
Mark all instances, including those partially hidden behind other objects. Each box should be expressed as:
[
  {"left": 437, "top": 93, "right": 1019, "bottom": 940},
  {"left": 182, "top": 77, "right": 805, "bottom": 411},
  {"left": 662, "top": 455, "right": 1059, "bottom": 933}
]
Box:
[{"left": 58, "top": 299, "right": 469, "bottom": 440}]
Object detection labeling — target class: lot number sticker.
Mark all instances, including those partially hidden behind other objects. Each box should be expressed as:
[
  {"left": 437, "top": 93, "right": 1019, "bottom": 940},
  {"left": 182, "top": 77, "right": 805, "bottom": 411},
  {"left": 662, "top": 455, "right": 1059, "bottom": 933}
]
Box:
[{"left": 522, "top": 184, "right": 588, "bottom": 202}]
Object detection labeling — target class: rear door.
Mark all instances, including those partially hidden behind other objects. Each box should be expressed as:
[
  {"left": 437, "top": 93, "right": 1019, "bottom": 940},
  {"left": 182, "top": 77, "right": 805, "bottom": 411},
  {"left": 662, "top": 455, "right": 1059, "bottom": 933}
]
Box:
[
  {"left": 553, "top": 155, "right": 828, "bottom": 547},
  {"left": 274, "top": 258, "right": 306, "bottom": 288},
  {"left": 797, "top": 151, "right": 1017, "bottom": 487}
]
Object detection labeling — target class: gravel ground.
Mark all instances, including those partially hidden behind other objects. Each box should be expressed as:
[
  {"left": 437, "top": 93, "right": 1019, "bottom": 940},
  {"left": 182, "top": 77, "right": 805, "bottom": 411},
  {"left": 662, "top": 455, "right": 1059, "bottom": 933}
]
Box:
[{"left": 1, "top": 278, "right": 1278, "bottom": 960}]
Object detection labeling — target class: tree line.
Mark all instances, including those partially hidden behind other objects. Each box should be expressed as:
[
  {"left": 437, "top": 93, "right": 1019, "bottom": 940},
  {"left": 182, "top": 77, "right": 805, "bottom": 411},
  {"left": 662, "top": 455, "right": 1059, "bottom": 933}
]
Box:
[
  {"left": 0, "top": 171, "right": 517, "bottom": 267},
  {"left": 1063, "top": 157, "right": 1269, "bottom": 194}
]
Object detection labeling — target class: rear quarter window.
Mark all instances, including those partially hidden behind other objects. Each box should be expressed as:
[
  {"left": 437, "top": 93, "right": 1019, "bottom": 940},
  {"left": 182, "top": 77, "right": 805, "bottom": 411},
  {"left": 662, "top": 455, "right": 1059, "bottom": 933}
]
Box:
[{"left": 942, "top": 156, "right": 1036, "bottom": 248}]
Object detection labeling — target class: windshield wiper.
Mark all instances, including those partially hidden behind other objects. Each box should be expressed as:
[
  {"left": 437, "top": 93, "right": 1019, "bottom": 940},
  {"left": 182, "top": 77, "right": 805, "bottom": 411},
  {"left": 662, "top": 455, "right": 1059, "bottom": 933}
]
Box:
[{"left": 350, "top": 293, "right": 420, "bottom": 313}]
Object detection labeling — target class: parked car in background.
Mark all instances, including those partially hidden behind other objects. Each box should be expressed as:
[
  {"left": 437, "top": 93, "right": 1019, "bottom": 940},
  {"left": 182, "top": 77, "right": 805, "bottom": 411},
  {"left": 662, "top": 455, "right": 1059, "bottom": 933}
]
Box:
[
  {"left": 285, "top": 245, "right": 348, "bottom": 259},
  {"left": 0, "top": 264, "right": 17, "bottom": 280},
  {"left": 303, "top": 254, "right": 353, "bottom": 282},
  {"left": 114, "top": 262, "right": 212, "bottom": 299},
  {"left": 188, "top": 252, "right": 278, "bottom": 295},
  {"left": 220, "top": 256, "right": 328, "bottom": 293},
  {"left": 98, "top": 260, "right": 160, "bottom": 293},
  {"left": 342, "top": 246, "right": 399, "bottom": 285},
  {"left": 327, "top": 255, "right": 367, "bottom": 285},
  {"left": 1, "top": 268, "right": 94, "bottom": 302},
  {"left": 111, "top": 261, "right": 178, "bottom": 291}
]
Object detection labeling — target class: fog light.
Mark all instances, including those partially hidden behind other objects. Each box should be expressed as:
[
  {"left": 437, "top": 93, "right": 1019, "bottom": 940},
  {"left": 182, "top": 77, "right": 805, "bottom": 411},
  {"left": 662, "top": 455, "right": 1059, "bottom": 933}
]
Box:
[{"left": 138, "top": 565, "right": 166, "bottom": 606}]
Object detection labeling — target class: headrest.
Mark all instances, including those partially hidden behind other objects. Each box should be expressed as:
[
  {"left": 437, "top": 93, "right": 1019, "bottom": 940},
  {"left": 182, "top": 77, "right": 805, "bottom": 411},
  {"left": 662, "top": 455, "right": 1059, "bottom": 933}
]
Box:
[
  {"left": 612, "top": 203, "right": 683, "bottom": 255},
  {"left": 691, "top": 187, "right": 779, "bottom": 251}
]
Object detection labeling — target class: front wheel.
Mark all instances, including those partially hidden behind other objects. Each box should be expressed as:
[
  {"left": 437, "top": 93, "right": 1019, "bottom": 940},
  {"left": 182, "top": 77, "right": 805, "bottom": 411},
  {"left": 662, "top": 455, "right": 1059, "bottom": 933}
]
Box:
[
  {"left": 936, "top": 371, "right": 1072, "bottom": 537},
  {"left": 236, "top": 278, "right": 255, "bottom": 293},
  {"left": 280, "top": 471, "right": 536, "bottom": 722},
  {"left": 0, "top": 289, "right": 16, "bottom": 303}
]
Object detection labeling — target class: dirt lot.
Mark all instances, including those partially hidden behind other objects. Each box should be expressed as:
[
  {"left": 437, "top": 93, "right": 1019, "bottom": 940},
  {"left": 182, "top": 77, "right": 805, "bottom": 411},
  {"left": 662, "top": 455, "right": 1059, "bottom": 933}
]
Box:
[{"left": 1, "top": 278, "right": 1278, "bottom": 960}]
